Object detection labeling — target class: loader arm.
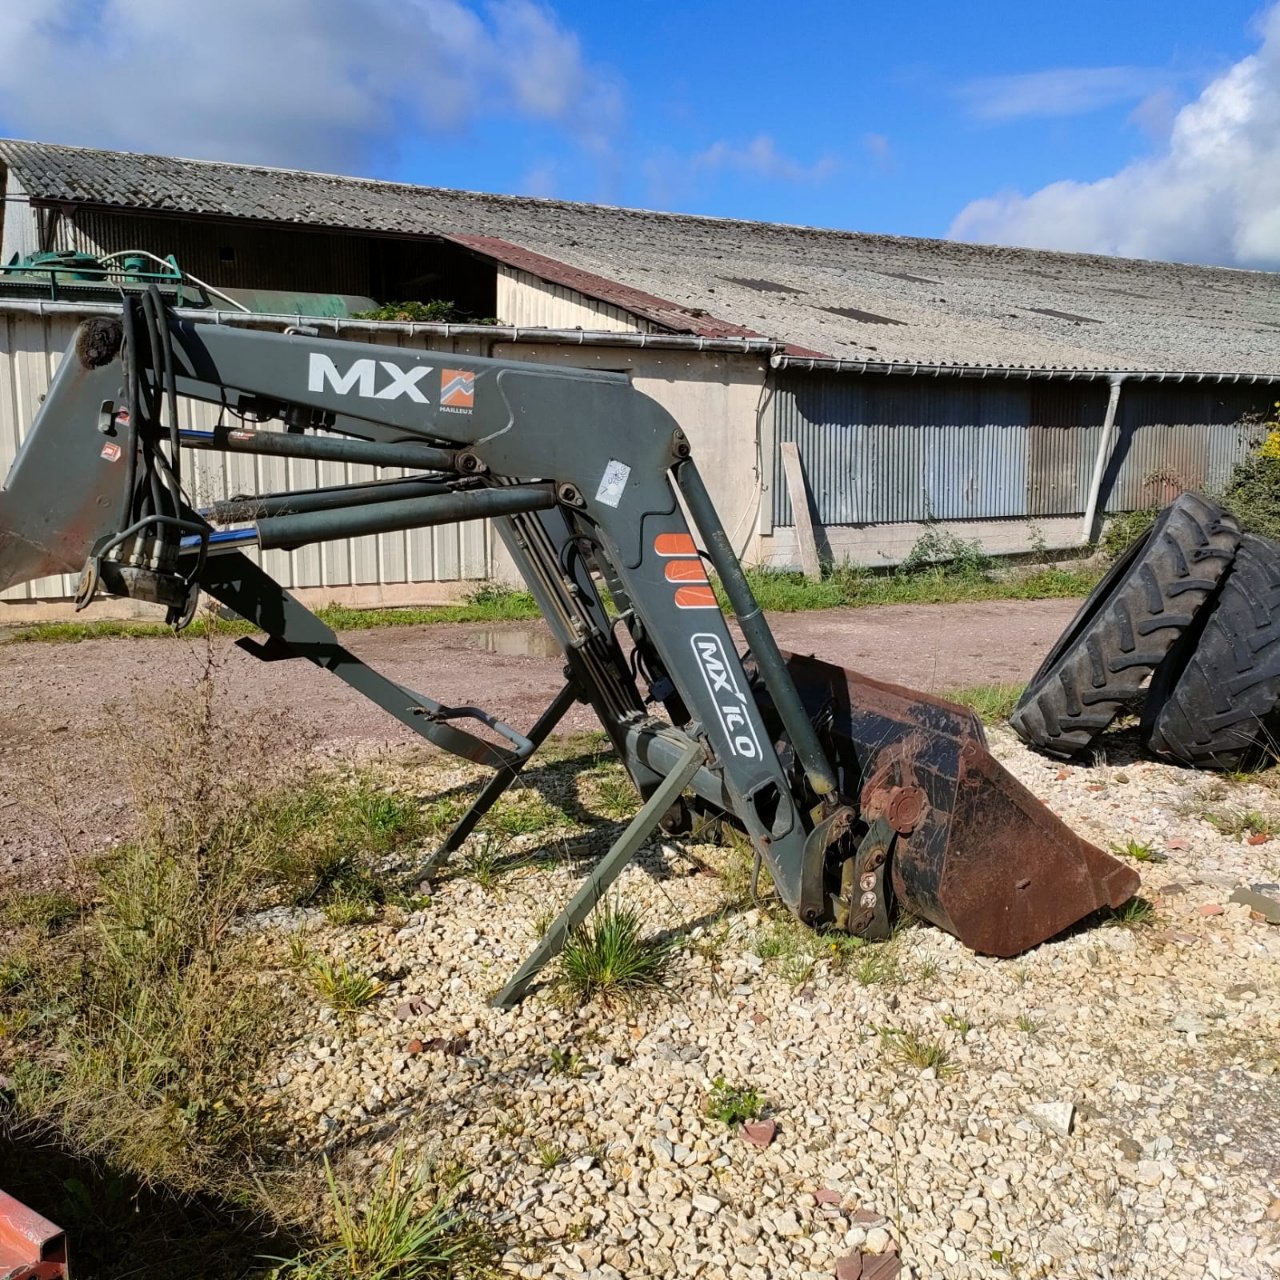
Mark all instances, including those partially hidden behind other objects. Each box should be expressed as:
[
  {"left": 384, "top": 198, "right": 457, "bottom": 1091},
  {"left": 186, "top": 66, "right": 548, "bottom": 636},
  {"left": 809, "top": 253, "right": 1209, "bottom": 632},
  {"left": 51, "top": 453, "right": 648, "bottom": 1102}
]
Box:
[{"left": 0, "top": 302, "right": 1139, "bottom": 998}]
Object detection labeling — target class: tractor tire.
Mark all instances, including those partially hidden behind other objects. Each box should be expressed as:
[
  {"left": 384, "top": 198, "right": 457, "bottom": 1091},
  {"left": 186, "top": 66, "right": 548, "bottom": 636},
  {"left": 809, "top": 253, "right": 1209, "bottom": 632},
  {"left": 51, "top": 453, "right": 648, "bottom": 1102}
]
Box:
[
  {"left": 1009, "top": 492, "right": 1240, "bottom": 758},
  {"left": 1141, "top": 533, "right": 1280, "bottom": 770}
]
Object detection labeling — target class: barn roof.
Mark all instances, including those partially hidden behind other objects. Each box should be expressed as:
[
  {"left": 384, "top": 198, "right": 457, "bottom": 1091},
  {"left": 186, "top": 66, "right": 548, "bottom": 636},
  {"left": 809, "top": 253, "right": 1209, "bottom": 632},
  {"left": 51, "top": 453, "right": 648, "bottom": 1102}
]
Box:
[{"left": 3, "top": 138, "right": 1278, "bottom": 375}]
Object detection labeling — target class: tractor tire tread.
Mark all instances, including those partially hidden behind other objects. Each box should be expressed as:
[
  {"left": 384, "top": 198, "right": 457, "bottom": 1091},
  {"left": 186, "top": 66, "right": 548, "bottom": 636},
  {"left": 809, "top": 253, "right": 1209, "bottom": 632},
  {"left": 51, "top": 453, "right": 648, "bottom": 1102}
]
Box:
[
  {"left": 1009, "top": 493, "right": 1240, "bottom": 757},
  {"left": 1142, "top": 533, "right": 1280, "bottom": 769}
]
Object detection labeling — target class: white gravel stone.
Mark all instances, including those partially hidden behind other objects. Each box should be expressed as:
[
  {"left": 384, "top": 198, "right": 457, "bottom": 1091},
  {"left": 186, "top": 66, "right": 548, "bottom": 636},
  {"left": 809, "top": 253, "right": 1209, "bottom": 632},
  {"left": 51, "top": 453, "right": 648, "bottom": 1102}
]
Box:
[{"left": 249, "top": 733, "right": 1280, "bottom": 1280}]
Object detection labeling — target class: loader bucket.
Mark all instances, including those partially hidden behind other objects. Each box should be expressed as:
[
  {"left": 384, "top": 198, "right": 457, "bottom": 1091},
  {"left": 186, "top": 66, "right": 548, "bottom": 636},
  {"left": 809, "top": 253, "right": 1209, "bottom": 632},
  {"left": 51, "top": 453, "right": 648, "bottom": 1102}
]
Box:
[{"left": 781, "top": 654, "right": 1139, "bottom": 956}]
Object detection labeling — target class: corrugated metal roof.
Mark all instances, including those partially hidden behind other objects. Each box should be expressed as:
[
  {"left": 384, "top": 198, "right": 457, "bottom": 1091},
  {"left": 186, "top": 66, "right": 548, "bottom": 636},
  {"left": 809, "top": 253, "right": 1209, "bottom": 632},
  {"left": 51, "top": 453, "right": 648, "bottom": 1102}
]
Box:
[{"left": 2, "top": 138, "right": 1278, "bottom": 374}]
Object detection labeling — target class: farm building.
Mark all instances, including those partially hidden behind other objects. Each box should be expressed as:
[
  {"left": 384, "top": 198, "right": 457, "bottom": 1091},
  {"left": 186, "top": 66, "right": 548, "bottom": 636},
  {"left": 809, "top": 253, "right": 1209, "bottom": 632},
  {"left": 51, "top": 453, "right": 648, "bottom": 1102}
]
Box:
[{"left": 1, "top": 137, "right": 1278, "bottom": 618}]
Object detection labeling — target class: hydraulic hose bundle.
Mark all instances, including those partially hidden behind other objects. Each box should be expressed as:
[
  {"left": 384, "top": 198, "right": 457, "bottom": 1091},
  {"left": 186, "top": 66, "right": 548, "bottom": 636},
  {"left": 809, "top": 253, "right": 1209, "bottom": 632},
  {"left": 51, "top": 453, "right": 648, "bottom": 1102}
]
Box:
[{"left": 74, "top": 288, "right": 207, "bottom": 623}]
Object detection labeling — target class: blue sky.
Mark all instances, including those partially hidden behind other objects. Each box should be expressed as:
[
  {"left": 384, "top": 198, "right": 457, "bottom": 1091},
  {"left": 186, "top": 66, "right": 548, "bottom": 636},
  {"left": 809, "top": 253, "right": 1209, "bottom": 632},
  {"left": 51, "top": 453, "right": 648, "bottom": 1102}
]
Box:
[{"left": 0, "top": 0, "right": 1276, "bottom": 267}]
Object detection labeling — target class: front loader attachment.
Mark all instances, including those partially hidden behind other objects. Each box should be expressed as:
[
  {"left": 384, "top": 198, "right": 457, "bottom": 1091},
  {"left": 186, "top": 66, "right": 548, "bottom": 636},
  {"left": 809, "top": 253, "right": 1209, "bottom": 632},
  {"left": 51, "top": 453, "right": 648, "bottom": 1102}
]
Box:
[
  {"left": 0, "top": 303, "right": 1144, "bottom": 1002},
  {"left": 776, "top": 654, "right": 1139, "bottom": 955}
]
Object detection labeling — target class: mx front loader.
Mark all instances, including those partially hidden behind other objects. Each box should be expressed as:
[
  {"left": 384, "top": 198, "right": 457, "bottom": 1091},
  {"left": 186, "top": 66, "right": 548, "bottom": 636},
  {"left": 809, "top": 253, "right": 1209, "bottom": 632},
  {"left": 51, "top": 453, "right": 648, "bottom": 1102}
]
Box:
[{"left": 0, "top": 295, "right": 1138, "bottom": 1003}]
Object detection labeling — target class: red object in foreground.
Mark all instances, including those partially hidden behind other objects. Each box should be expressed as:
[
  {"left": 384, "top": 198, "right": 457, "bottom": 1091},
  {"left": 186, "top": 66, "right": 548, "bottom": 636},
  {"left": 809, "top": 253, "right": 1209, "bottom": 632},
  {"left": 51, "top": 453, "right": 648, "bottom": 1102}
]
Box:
[{"left": 0, "top": 1190, "right": 67, "bottom": 1280}]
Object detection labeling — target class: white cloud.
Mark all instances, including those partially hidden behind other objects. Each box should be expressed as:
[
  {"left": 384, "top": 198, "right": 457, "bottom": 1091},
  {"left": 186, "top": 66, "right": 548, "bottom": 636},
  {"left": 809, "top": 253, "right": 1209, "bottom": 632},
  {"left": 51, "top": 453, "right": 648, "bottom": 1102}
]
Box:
[
  {"left": 959, "top": 65, "right": 1176, "bottom": 121},
  {"left": 863, "top": 132, "right": 892, "bottom": 171},
  {"left": 949, "top": 5, "right": 1280, "bottom": 268},
  {"left": 0, "top": 0, "right": 620, "bottom": 173},
  {"left": 692, "top": 134, "right": 837, "bottom": 184}
]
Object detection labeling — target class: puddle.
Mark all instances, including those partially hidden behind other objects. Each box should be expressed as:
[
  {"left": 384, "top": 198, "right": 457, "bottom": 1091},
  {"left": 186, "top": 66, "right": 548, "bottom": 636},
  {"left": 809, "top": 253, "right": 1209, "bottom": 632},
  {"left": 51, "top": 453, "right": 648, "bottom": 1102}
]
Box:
[{"left": 465, "top": 626, "right": 562, "bottom": 659}]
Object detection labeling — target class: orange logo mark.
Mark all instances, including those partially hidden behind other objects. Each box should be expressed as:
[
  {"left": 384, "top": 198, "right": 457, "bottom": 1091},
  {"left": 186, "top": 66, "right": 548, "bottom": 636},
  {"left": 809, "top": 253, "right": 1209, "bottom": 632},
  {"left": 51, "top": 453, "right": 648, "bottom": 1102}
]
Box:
[
  {"left": 664, "top": 559, "right": 707, "bottom": 583},
  {"left": 441, "top": 369, "right": 475, "bottom": 409},
  {"left": 654, "top": 533, "right": 697, "bottom": 557},
  {"left": 674, "top": 585, "right": 718, "bottom": 609}
]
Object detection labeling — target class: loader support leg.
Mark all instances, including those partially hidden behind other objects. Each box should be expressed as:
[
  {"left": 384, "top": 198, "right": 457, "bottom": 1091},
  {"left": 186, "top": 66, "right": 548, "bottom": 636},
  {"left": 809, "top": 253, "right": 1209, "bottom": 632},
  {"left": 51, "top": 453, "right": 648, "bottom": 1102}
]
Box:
[
  {"left": 492, "top": 737, "right": 705, "bottom": 1009},
  {"left": 412, "top": 679, "right": 580, "bottom": 880}
]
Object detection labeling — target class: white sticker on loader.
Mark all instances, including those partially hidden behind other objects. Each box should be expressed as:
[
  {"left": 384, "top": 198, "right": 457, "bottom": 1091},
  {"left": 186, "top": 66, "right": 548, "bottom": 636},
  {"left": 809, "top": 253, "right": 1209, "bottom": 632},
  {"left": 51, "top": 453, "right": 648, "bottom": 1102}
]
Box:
[
  {"left": 595, "top": 459, "right": 631, "bottom": 508},
  {"left": 691, "top": 633, "right": 762, "bottom": 760}
]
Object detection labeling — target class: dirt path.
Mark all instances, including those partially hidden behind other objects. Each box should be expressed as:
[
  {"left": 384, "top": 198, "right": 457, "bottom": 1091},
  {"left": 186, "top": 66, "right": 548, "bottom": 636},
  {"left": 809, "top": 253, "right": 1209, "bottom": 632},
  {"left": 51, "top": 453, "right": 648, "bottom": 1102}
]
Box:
[{"left": 0, "top": 598, "right": 1078, "bottom": 879}]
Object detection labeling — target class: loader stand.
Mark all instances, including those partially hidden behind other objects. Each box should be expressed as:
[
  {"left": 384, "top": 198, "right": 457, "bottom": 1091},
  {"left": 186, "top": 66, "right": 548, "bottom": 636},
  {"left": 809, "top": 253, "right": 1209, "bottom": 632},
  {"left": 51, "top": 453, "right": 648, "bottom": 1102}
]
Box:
[
  {"left": 492, "top": 737, "right": 706, "bottom": 1009},
  {"left": 413, "top": 678, "right": 581, "bottom": 880}
]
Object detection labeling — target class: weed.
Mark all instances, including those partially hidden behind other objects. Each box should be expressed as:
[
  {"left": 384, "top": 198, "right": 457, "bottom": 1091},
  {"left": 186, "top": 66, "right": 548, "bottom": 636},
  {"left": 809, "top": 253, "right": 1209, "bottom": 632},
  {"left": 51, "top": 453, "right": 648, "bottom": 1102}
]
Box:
[
  {"left": 751, "top": 916, "right": 811, "bottom": 966},
  {"left": 547, "top": 1046, "right": 585, "bottom": 1078},
  {"left": 1105, "top": 896, "right": 1157, "bottom": 929},
  {"left": 352, "top": 298, "right": 461, "bottom": 323},
  {"left": 487, "top": 789, "right": 566, "bottom": 838},
  {"left": 1015, "top": 1015, "right": 1043, "bottom": 1037},
  {"left": 1100, "top": 508, "right": 1159, "bottom": 560},
  {"left": 261, "top": 773, "right": 425, "bottom": 911},
  {"left": 287, "top": 935, "right": 313, "bottom": 971},
  {"left": 1221, "top": 449, "right": 1280, "bottom": 542},
  {"left": 880, "top": 1027, "right": 952, "bottom": 1075},
  {"left": 422, "top": 794, "right": 471, "bottom": 838},
  {"left": 915, "top": 958, "right": 941, "bottom": 982},
  {"left": 706, "top": 1077, "right": 765, "bottom": 1126},
  {"left": 942, "top": 683, "right": 1026, "bottom": 724},
  {"left": 1202, "top": 808, "right": 1277, "bottom": 840},
  {"left": 717, "top": 825, "right": 759, "bottom": 907},
  {"left": 854, "top": 947, "right": 901, "bottom": 987},
  {"left": 781, "top": 952, "right": 817, "bottom": 987},
  {"left": 1109, "top": 838, "right": 1166, "bottom": 863},
  {"left": 899, "top": 527, "right": 993, "bottom": 579},
  {"left": 267, "top": 1145, "right": 494, "bottom": 1279},
  {"left": 0, "top": 890, "right": 80, "bottom": 935},
  {"left": 556, "top": 900, "right": 670, "bottom": 1005},
  {"left": 941, "top": 1012, "right": 973, "bottom": 1035},
  {"left": 820, "top": 930, "right": 868, "bottom": 972},
  {"left": 722, "top": 558, "right": 1102, "bottom": 616},
  {"left": 306, "top": 956, "right": 385, "bottom": 1016},
  {"left": 461, "top": 834, "right": 518, "bottom": 891},
  {"left": 587, "top": 765, "right": 639, "bottom": 821},
  {"left": 323, "top": 894, "right": 378, "bottom": 926},
  {"left": 534, "top": 1140, "right": 565, "bottom": 1170}
]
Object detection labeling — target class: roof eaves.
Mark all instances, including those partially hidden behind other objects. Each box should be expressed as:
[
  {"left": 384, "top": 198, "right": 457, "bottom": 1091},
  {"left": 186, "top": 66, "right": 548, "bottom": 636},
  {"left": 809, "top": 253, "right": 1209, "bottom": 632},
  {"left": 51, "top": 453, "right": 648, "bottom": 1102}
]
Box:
[{"left": 771, "top": 353, "right": 1280, "bottom": 384}]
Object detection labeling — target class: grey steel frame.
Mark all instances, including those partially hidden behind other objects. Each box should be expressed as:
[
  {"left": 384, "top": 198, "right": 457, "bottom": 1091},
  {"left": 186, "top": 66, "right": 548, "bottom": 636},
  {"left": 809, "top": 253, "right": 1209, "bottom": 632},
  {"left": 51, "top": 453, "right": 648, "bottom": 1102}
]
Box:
[{"left": 0, "top": 315, "right": 845, "bottom": 999}]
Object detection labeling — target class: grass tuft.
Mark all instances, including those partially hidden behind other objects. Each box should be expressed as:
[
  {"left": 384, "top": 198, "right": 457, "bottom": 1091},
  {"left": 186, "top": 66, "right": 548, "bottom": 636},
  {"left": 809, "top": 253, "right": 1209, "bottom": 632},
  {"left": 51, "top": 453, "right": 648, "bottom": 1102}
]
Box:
[
  {"left": 267, "top": 1145, "right": 495, "bottom": 1280},
  {"left": 304, "top": 955, "right": 385, "bottom": 1016},
  {"left": 879, "top": 1026, "right": 953, "bottom": 1075},
  {"left": 556, "top": 899, "right": 670, "bottom": 1005},
  {"left": 943, "top": 683, "right": 1027, "bottom": 724},
  {"left": 1104, "top": 895, "right": 1158, "bottom": 929}
]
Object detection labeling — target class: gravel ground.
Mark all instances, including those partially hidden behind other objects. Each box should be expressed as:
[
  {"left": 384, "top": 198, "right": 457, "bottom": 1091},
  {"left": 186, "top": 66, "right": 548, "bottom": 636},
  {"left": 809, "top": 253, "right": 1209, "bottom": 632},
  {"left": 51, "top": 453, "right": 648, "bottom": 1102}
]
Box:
[{"left": 245, "top": 727, "right": 1280, "bottom": 1280}]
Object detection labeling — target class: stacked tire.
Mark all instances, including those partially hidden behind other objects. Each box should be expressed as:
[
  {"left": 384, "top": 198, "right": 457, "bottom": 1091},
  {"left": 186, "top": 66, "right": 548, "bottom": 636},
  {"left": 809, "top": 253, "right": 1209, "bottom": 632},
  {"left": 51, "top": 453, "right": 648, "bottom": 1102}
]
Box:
[{"left": 1009, "top": 492, "right": 1280, "bottom": 770}]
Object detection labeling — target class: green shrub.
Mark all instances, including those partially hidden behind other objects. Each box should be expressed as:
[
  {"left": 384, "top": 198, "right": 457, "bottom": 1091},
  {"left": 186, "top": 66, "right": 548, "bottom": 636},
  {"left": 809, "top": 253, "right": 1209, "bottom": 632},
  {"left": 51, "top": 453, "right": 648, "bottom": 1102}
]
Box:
[
  {"left": 1221, "top": 453, "right": 1280, "bottom": 541},
  {"left": 1099, "top": 507, "right": 1158, "bottom": 561}
]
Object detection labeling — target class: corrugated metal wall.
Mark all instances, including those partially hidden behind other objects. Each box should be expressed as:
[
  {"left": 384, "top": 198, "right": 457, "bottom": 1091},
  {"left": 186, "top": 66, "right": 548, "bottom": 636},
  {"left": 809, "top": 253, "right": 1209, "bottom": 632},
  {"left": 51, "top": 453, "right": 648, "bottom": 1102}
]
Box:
[
  {"left": 773, "top": 372, "right": 1267, "bottom": 527},
  {"left": 496, "top": 267, "right": 655, "bottom": 333},
  {"left": 0, "top": 309, "right": 492, "bottom": 603}
]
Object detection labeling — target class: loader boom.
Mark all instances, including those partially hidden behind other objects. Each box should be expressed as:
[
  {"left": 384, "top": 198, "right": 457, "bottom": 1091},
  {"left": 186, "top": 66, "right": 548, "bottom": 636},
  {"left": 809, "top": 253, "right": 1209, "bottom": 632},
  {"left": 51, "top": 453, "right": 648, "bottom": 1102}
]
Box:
[{"left": 0, "top": 299, "right": 1139, "bottom": 1000}]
